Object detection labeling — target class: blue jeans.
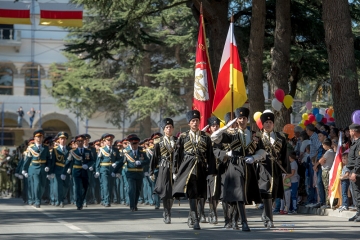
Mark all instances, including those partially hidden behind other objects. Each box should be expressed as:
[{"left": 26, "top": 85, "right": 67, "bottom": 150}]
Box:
[
  {"left": 274, "top": 198, "right": 281, "bottom": 211},
  {"left": 316, "top": 167, "right": 325, "bottom": 204},
  {"left": 29, "top": 116, "right": 34, "bottom": 128},
  {"left": 305, "top": 176, "right": 316, "bottom": 204},
  {"left": 17, "top": 116, "right": 22, "bottom": 127},
  {"left": 341, "top": 179, "right": 350, "bottom": 207}
]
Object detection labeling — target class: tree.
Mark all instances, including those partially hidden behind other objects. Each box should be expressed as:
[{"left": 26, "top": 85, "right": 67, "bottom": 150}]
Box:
[{"left": 322, "top": 0, "right": 360, "bottom": 127}]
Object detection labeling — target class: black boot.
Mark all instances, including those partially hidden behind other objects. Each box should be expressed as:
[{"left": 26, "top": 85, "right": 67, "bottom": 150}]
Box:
[
  {"left": 238, "top": 202, "right": 250, "bottom": 231},
  {"left": 190, "top": 199, "right": 201, "bottom": 230},
  {"left": 162, "top": 199, "right": 170, "bottom": 224},
  {"left": 349, "top": 207, "right": 360, "bottom": 221},
  {"left": 166, "top": 199, "right": 173, "bottom": 224},
  {"left": 222, "top": 202, "right": 231, "bottom": 228},
  {"left": 264, "top": 199, "right": 274, "bottom": 229},
  {"left": 230, "top": 203, "right": 239, "bottom": 230},
  {"left": 212, "top": 200, "right": 218, "bottom": 224},
  {"left": 197, "top": 198, "right": 206, "bottom": 223}
]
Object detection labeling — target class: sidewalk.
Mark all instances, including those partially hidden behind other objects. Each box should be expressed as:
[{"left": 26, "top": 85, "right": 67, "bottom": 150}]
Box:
[{"left": 298, "top": 205, "right": 356, "bottom": 219}]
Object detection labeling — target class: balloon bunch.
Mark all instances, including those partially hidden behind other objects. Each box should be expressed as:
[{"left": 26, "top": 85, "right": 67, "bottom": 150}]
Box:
[
  {"left": 352, "top": 110, "right": 360, "bottom": 124},
  {"left": 271, "top": 89, "right": 293, "bottom": 111},
  {"left": 298, "top": 102, "right": 335, "bottom": 129},
  {"left": 283, "top": 124, "right": 295, "bottom": 139},
  {"left": 253, "top": 111, "right": 263, "bottom": 130}
]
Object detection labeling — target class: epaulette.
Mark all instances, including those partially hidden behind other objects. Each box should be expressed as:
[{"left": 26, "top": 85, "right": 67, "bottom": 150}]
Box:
[
  {"left": 180, "top": 131, "right": 188, "bottom": 138},
  {"left": 226, "top": 128, "right": 237, "bottom": 135},
  {"left": 29, "top": 144, "right": 35, "bottom": 148},
  {"left": 154, "top": 137, "right": 161, "bottom": 145},
  {"left": 123, "top": 149, "right": 128, "bottom": 153}
]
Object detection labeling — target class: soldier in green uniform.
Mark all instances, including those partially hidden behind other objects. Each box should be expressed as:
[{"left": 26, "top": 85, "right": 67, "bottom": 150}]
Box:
[
  {"left": 172, "top": 110, "right": 216, "bottom": 230},
  {"left": 114, "top": 134, "right": 150, "bottom": 211},
  {"left": 52, "top": 132, "right": 70, "bottom": 207},
  {"left": 95, "top": 133, "right": 123, "bottom": 207},
  {"left": 150, "top": 118, "right": 177, "bottom": 223},
  {"left": 63, "top": 135, "right": 95, "bottom": 210},
  {"left": 0, "top": 147, "right": 11, "bottom": 197},
  {"left": 22, "top": 129, "right": 53, "bottom": 208},
  {"left": 83, "top": 134, "right": 96, "bottom": 206},
  {"left": 43, "top": 136, "right": 54, "bottom": 205}
]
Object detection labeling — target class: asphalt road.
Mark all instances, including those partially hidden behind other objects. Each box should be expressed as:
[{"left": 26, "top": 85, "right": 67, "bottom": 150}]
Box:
[{"left": 0, "top": 198, "right": 358, "bottom": 240}]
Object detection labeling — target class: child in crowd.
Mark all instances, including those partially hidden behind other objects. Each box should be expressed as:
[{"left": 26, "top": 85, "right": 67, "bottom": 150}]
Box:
[
  {"left": 339, "top": 152, "right": 350, "bottom": 211},
  {"left": 280, "top": 173, "right": 291, "bottom": 214},
  {"left": 286, "top": 152, "right": 299, "bottom": 214}
]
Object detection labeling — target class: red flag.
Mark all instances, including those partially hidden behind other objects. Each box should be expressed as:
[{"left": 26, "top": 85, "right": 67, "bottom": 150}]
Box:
[
  {"left": 39, "top": 3, "right": 83, "bottom": 27},
  {"left": 192, "top": 8, "right": 215, "bottom": 130},
  {"left": 212, "top": 22, "right": 247, "bottom": 121},
  {"left": 0, "top": 2, "right": 31, "bottom": 25},
  {"left": 329, "top": 132, "right": 343, "bottom": 207}
]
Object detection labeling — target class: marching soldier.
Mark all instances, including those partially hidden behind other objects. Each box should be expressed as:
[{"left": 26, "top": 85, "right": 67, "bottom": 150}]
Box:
[
  {"left": 95, "top": 133, "right": 123, "bottom": 207},
  {"left": 172, "top": 110, "right": 216, "bottom": 230},
  {"left": 83, "top": 134, "right": 96, "bottom": 206},
  {"left": 114, "top": 134, "right": 150, "bottom": 211},
  {"left": 62, "top": 135, "right": 95, "bottom": 210},
  {"left": 0, "top": 147, "right": 11, "bottom": 197},
  {"left": 257, "top": 110, "right": 288, "bottom": 228},
  {"left": 150, "top": 118, "right": 177, "bottom": 223},
  {"left": 43, "top": 136, "right": 54, "bottom": 205},
  {"left": 22, "top": 129, "right": 52, "bottom": 208},
  {"left": 52, "top": 132, "right": 70, "bottom": 207},
  {"left": 211, "top": 107, "right": 264, "bottom": 231}
]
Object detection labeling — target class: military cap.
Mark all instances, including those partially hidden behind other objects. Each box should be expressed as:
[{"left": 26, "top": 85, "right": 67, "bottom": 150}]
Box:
[
  {"left": 235, "top": 107, "right": 250, "bottom": 119},
  {"left": 151, "top": 132, "right": 163, "bottom": 140},
  {"left": 160, "top": 118, "right": 174, "bottom": 129},
  {"left": 43, "top": 136, "right": 54, "bottom": 145},
  {"left": 93, "top": 139, "right": 101, "bottom": 146},
  {"left": 260, "top": 110, "right": 275, "bottom": 124},
  {"left": 114, "top": 139, "right": 123, "bottom": 146},
  {"left": 186, "top": 110, "right": 200, "bottom": 123},
  {"left": 207, "top": 116, "right": 220, "bottom": 126},
  {"left": 57, "top": 131, "right": 69, "bottom": 139},
  {"left": 127, "top": 134, "right": 140, "bottom": 143},
  {"left": 349, "top": 123, "right": 360, "bottom": 131},
  {"left": 33, "top": 129, "right": 44, "bottom": 137},
  {"left": 75, "top": 134, "right": 85, "bottom": 141},
  {"left": 83, "top": 134, "right": 91, "bottom": 140},
  {"left": 102, "top": 133, "right": 115, "bottom": 141},
  {"left": 224, "top": 112, "right": 235, "bottom": 124}
]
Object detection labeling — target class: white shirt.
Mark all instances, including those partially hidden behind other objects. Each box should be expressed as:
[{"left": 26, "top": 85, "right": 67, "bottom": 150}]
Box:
[
  {"left": 239, "top": 128, "right": 251, "bottom": 146},
  {"left": 264, "top": 131, "right": 276, "bottom": 145}
]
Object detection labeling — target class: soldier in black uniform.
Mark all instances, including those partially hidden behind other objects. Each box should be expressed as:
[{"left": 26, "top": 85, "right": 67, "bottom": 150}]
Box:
[
  {"left": 150, "top": 118, "right": 177, "bottom": 224},
  {"left": 257, "top": 110, "right": 288, "bottom": 228},
  {"left": 211, "top": 107, "right": 264, "bottom": 231},
  {"left": 172, "top": 110, "right": 216, "bottom": 230},
  {"left": 347, "top": 123, "right": 360, "bottom": 221}
]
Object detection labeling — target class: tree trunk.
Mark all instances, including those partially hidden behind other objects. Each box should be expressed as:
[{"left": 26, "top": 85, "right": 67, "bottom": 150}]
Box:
[
  {"left": 191, "top": 0, "right": 230, "bottom": 82},
  {"left": 247, "top": 0, "right": 266, "bottom": 130},
  {"left": 322, "top": 0, "right": 360, "bottom": 128},
  {"left": 267, "top": 0, "right": 291, "bottom": 131}
]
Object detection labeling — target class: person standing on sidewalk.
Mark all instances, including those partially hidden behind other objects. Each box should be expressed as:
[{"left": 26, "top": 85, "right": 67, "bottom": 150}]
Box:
[{"left": 17, "top": 107, "right": 24, "bottom": 128}]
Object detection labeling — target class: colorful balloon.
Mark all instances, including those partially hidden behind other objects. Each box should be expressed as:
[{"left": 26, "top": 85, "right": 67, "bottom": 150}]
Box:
[
  {"left": 274, "top": 89, "right": 285, "bottom": 102},
  {"left": 298, "top": 123, "right": 305, "bottom": 129},
  {"left": 328, "top": 117, "right": 335, "bottom": 122},
  {"left": 256, "top": 118, "right": 263, "bottom": 129},
  {"left": 321, "top": 118, "right": 327, "bottom": 124},
  {"left": 352, "top": 110, "right": 360, "bottom": 124},
  {"left": 302, "top": 113, "right": 309, "bottom": 120},
  {"left": 308, "top": 114, "right": 315, "bottom": 123},
  {"left": 315, "top": 114, "right": 323, "bottom": 122},
  {"left": 312, "top": 108, "right": 319, "bottom": 115},
  {"left": 272, "top": 98, "right": 282, "bottom": 111},
  {"left": 304, "top": 120, "right": 311, "bottom": 126},
  {"left": 283, "top": 95, "right": 293, "bottom": 109},
  {"left": 305, "top": 101, "right": 312, "bottom": 110},
  {"left": 319, "top": 108, "right": 326, "bottom": 115},
  {"left": 283, "top": 124, "right": 295, "bottom": 139},
  {"left": 327, "top": 108, "right": 334, "bottom": 117},
  {"left": 253, "top": 111, "right": 262, "bottom": 122}
]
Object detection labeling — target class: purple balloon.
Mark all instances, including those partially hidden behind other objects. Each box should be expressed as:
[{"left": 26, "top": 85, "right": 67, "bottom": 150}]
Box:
[
  {"left": 352, "top": 110, "right": 360, "bottom": 124},
  {"left": 324, "top": 113, "right": 330, "bottom": 119}
]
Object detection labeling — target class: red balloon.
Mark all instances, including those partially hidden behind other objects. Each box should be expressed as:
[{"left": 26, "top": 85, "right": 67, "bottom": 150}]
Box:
[
  {"left": 304, "top": 120, "right": 311, "bottom": 126},
  {"left": 256, "top": 118, "right": 263, "bottom": 129},
  {"left": 274, "top": 89, "right": 285, "bottom": 102},
  {"left": 321, "top": 118, "right": 327, "bottom": 124},
  {"left": 329, "top": 117, "right": 335, "bottom": 122},
  {"left": 308, "top": 114, "right": 315, "bottom": 123}
]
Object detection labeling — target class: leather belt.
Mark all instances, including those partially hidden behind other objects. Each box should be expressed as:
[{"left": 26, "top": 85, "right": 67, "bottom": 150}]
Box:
[
  {"left": 32, "top": 160, "right": 47, "bottom": 164},
  {"left": 127, "top": 168, "right": 143, "bottom": 172},
  {"left": 56, "top": 162, "right": 65, "bottom": 167},
  {"left": 100, "top": 162, "right": 112, "bottom": 166},
  {"left": 73, "top": 165, "right": 83, "bottom": 169}
]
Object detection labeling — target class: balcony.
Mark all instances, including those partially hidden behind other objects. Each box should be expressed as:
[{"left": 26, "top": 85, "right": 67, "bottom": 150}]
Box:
[{"left": 0, "top": 28, "right": 22, "bottom": 52}]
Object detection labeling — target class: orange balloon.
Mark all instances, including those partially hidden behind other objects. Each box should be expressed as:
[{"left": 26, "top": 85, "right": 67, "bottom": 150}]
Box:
[
  {"left": 283, "top": 124, "right": 295, "bottom": 139},
  {"left": 327, "top": 108, "right": 334, "bottom": 117}
]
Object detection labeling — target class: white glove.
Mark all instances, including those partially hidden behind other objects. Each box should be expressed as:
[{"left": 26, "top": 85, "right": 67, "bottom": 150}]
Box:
[
  {"left": 226, "top": 150, "right": 232, "bottom": 157},
  {"left": 144, "top": 172, "right": 149, "bottom": 176},
  {"left": 67, "top": 168, "right": 71, "bottom": 174},
  {"left": 22, "top": 170, "right": 26, "bottom": 175},
  {"left": 82, "top": 164, "right": 88, "bottom": 170},
  {"left": 6, "top": 156, "right": 10, "bottom": 161},
  {"left": 111, "top": 172, "right": 116, "bottom": 177},
  {"left": 51, "top": 173, "right": 55, "bottom": 179},
  {"left": 18, "top": 175, "right": 23, "bottom": 180},
  {"left": 112, "top": 163, "right": 117, "bottom": 168},
  {"left": 150, "top": 174, "right": 155, "bottom": 182},
  {"left": 135, "top": 160, "right": 141, "bottom": 166},
  {"left": 46, "top": 175, "right": 51, "bottom": 180},
  {"left": 89, "top": 166, "right": 94, "bottom": 171},
  {"left": 226, "top": 118, "right": 238, "bottom": 128},
  {"left": 201, "top": 125, "right": 210, "bottom": 132},
  {"left": 95, "top": 172, "right": 100, "bottom": 178},
  {"left": 116, "top": 173, "right": 121, "bottom": 178},
  {"left": 14, "top": 173, "right": 19, "bottom": 178},
  {"left": 24, "top": 173, "right": 28, "bottom": 178},
  {"left": 60, "top": 174, "right": 66, "bottom": 180},
  {"left": 245, "top": 156, "right": 255, "bottom": 164},
  {"left": 45, "top": 167, "right": 50, "bottom": 172},
  {"left": 173, "top": 173, "right": 177, "bottom": 180}
]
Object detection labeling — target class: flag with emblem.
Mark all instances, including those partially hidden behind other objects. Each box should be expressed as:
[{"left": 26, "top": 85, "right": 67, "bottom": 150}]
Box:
[
  {"left": 329, "top": 132, "right": 343, "bottom": 207},
  {"left": 192, "top": 4, "right": 215, "bottom": 130},
  {"left": 39, "top": 3, "right": 83, "bottom": 27},
  {"left": 212, "top": 20, "right": 247, "bottom": 121},
  {"left": 0, "top": 2, "right": 31, "bottom": 25}
]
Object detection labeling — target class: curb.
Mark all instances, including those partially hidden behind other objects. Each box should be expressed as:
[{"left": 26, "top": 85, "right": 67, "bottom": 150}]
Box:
[{"left": 298, "top": 206, "right": 356, "bottom": 219}]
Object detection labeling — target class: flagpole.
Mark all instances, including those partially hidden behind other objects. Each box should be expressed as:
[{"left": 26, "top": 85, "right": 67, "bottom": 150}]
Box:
[{"left": 230, "top": 15, "right": 234, "bottom": 119}]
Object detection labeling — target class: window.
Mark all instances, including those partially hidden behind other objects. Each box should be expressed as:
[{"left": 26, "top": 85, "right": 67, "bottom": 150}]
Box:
[
  {"left": 0, "top": 24, "right": 14, "bottom": 40},
  {"left": 25, "top": 67, "right": 39, "bottom": 96},
  {"left": 2, "top": 132, "right": 15, "bottom": 146},
  {"left": 0, "top": 67, "right": 13, "bottom": 95}
]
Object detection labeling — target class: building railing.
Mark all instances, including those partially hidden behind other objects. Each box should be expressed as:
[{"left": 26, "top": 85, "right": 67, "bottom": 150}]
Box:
[{"left": 0, "top": 28, "right": 21, "bottom": 41}]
